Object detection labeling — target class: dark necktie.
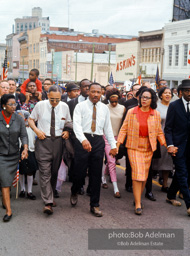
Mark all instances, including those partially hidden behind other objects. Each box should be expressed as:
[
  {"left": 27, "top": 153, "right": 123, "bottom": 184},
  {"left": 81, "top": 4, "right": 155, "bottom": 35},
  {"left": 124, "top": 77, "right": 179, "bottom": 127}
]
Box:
[
  {"left": 187, "top": 103, "right": 190, "bottom": 113},
  {"left": 50, "top": 107, "right": 55, "bottom": 138},
  {"left": 91, "top": 104, "right": 96, "bottom": 132}
]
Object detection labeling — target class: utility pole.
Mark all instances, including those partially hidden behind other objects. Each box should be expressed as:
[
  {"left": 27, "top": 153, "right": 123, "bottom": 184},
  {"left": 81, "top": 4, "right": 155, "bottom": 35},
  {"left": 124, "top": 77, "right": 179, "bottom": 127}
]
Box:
[
  {"left": 75, "top": 52, "right": 78, "bottom": 82},
  {"left": 91, "top": 43, "right": 95, "bottom": 81},
  {"left": 51, "top": 49, "right": 54, "bottom": 80},
  {"left": 108, "top": 43, "right": 111, "bottom": 82}
]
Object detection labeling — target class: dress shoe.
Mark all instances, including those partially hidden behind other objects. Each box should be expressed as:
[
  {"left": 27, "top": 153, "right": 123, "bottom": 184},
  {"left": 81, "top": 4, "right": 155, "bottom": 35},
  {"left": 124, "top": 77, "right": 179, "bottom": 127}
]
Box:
[
  {"left": 114, "top": 192, "right": 121, "bottom": 198},
  {"left": 161, "top": 186, "right": 169, "bottom": 193},
  {"left": 33, "top": 179, "right": 38, "bottom": 186},
  {"left": 43, "top": 205, "right": 53, "bottom": 215},
  {"left": 125, "top": 186, "right": 133, "bottom": 193},
  {"left": 102, "top": 183, "right": 108, "bottom": 189},
  {"left": 145, "top": 192, "right": 156, "bottom": 201},
  {"left": 19, "top": 190, "right": 25, "bottom": 198},
  {"left": 3, "top": 214, "right": 12, "bottom": 222},
  {"left": 135, "top": 208, "right": 142, "bottom": 215},
  {"left": 166, "top": 198, "right": 181, "bottom": 206},
  {"left": 158, "top": 177, "right": 163, "bottom": 186},
  {"left": 27, "top": 193, "right": 36, "bottom": 200},
  {"left": 70, "top": 193, "right": 78, "bottom": 206},
  {"left": 187, "top": 208, "right": 190, "bottom": 216},
  {"left": 54, "top": 190, "right": 59, "bottom": 198},
  {"left": 77, "top": 187, "right": 85, "bottom": 195},
  {"left": 90, "top": 207, "right": 103, "bottom": 217}
]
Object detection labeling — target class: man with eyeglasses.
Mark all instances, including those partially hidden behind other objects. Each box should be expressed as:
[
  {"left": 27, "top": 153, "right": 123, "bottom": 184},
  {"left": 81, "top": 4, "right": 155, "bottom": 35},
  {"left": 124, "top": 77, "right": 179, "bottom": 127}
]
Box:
[
  {"left": 42, "top": 78, "right": 53, "bottom": 100},
  {"left": 28, "top": 85, "right": 72, "bottom": 215}
]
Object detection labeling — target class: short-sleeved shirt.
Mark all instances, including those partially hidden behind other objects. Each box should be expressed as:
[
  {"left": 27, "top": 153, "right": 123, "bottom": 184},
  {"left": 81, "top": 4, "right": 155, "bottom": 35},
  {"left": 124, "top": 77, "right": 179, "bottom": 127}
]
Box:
[{"left": 30, "top": 100, "right": 72, "bottom": 136}]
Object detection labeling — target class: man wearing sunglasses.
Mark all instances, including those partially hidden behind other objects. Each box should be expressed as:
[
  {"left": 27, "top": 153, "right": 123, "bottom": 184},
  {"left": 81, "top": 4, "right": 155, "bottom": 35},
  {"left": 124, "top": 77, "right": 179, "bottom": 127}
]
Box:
[{"left": 28, "top": 85, "right": 72, "bottom": 215}]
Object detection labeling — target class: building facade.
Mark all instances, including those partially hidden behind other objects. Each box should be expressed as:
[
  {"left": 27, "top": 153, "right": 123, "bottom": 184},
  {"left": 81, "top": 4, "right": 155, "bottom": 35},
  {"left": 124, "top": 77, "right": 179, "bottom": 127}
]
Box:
[
  {"left": 163, "top": 19, "right": 190, "bottom": 87},
  {"left": 15, "top": 7, "right": 50, "bottom": 34},
  {"left": 115, "top": 40, "right": 140, "bottom": 82}
]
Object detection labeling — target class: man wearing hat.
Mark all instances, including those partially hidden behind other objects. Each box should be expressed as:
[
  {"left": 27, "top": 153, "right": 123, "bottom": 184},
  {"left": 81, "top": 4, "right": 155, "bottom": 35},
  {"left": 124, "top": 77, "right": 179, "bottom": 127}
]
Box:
[
  {"left": 61, "top": 83, "right": 80, "bottom": 103},
  {"left": 165, "top": 79, "right": 190, "bottom": 216}
]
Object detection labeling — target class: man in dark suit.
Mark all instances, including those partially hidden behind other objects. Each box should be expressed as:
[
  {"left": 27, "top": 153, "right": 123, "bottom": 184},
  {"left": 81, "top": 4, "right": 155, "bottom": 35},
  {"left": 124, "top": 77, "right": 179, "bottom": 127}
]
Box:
[
  {"left": 8, "top": 79, "right": 24, "bottom": 110},
  {"left": 61, "top": 83, "right": 79, "bottom": 103},
  {"left": 165, "top": 79, "right": 190, "bottom": 216},
  {"left": 124, "top": 83, "right": 141, "bottom": 109},
  {"left": 67, "top": 79, "right": 91, "bottom": 119}
]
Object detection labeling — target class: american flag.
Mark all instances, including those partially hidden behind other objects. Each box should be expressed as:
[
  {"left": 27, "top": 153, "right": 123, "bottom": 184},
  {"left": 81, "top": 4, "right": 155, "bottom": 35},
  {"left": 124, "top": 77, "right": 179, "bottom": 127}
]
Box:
[
  {"left": 2, "top": 49, "right": 8, "bottom": 80},
  {"left": 109, "top": 72, "right": 114, "bottom": 86},
  {"left": 12, "top": 169, "right": 19, "bottom": 188}
]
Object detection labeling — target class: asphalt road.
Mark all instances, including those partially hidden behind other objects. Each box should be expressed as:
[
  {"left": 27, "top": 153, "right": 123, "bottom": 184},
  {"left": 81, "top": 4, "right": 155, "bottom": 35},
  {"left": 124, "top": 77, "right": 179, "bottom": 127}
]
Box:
[{"left": 0, "top": 158, "right": 189, "bottom": 256}]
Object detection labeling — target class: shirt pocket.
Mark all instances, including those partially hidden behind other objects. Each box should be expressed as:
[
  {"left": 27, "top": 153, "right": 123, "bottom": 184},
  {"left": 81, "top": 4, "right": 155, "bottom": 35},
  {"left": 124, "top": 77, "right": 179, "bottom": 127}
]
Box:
[{"left": 59, "top": 120, "right": 65, "bottom": 130}]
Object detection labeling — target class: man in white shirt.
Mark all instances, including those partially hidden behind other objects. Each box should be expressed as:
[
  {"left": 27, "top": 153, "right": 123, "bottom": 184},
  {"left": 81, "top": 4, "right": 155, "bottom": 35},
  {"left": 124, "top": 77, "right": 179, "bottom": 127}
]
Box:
[
  {"left": 28, "top": 85, "right": 72, "bottom": 215},
  {"left": 70, "top": 83, "right": 117, "bottom": 217}
]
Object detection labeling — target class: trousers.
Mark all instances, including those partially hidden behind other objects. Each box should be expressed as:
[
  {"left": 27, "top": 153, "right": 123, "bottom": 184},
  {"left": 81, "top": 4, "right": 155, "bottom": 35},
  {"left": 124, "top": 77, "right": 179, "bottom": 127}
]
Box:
[
  {"left": 71, "top": 134, "right": 105, "bottom": 207},
  {"left": 35, "top": 137, "right": 63, "bottom": 205}
]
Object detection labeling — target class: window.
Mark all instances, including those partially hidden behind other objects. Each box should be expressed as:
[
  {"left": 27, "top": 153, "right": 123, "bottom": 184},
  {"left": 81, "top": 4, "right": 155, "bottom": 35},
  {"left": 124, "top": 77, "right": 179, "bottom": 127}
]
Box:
[
  {"left": 29, "top": 23, "right": 32, "bottom": 30},
  {"left": 20, "top": 24, "right": 23, "bottom": 32},
  {"left": 36, "top": 43, "right": 39, "bottom": 53},
  {"left": 142, "top": 49, "right": 144, "bottom": 62},
  {"left": 33, "top": 44, "right": 35, "bottom": 53},
  {"left": 36, "top": 59, "right": 39, "bottom": 69},
  {"left": 25, "top": 23, "right": 27, "bottom": 31},
  {"left": 33, "top": 22, "right": 36, "bottom": 28},
  {"left": 183, "top": 44, "right": 188, "bottom": 66},
  {"left": 175, "top": 45, "right": 179, "bottom": 66},
  {"left": 168, "top": 45, "right": 172, "bottom": 66},
  {"left": 33, "top": 60, "right": 35, "bottom": 68},
  {"left": 29, "top": 60, "right": 32, "bottom": 69},
  {"left": 29, "top": 44, "right": 32, "bottom": 54}
]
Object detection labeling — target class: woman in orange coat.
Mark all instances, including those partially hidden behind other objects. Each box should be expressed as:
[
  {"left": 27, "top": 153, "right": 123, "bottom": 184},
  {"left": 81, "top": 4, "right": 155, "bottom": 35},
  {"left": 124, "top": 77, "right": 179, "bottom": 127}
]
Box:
[{"left": 117, "top": 88, "right": 167, "bottom": 215}]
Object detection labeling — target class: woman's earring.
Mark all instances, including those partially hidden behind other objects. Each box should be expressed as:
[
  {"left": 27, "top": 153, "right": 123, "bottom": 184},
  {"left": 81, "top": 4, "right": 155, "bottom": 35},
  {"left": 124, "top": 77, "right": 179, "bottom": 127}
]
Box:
[{"left": 3, "top": 107, "right": 6, "bottom": 110}]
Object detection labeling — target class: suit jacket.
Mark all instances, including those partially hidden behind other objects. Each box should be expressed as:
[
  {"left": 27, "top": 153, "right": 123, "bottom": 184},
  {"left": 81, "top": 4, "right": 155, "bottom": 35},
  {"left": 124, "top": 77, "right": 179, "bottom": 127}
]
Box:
[
  {"left": 61, "top": 94, "right": 69, "bottom": 103},
  {"left": 117, "top": 106, "right": 166, "bottom": 152},
  {"left": 0, "top": 112, "right": 28, "bottom": 155},
  {"left": 124, "top": 97, "right": 138, "bottom": 109},
  {"left": 164, "top": 98, "right": 190, "bottom": 148},
  {"left": 67, "top": 97, "right": 79, "bottom": 120}
]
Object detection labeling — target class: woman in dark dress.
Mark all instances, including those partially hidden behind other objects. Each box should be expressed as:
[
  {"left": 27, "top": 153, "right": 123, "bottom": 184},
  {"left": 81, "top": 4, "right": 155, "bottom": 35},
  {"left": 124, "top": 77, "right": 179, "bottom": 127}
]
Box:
[{"left": 0, "top": 94, "right": 28, "bottom": 222}]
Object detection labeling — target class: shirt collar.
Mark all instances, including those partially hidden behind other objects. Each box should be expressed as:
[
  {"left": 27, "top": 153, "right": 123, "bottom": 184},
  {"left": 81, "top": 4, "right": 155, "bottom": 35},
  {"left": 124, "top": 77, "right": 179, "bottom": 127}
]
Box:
[
  {"left": 87, "top": 98, "right": 101, "bottom": 107},
  {"left": 47, "top": 99, "right": 60, "bottom": 110},
  {"left": 182, "top": 96, "right": 189, "bottom": 105}
]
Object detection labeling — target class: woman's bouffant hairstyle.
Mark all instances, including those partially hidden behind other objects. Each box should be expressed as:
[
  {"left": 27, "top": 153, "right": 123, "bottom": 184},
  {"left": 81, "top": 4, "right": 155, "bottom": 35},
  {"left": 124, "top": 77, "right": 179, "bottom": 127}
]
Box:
[
  {"left": 139, "top": 88, "right": 158, "bottom": 109},
  {"left": 158, "top": 87, "right": 173, "bottom": 99},
  {"left": 106, "top": 88, "right": 121, "bottom": 100},
  {"left": 1, "top": 94, "right": 15, "bottom": 108}
]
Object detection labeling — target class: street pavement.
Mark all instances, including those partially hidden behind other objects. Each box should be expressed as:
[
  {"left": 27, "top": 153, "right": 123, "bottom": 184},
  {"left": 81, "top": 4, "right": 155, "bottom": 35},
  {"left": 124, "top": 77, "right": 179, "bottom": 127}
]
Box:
[{"left": 0, "top": 158, "right": 189, "bottom": 256}]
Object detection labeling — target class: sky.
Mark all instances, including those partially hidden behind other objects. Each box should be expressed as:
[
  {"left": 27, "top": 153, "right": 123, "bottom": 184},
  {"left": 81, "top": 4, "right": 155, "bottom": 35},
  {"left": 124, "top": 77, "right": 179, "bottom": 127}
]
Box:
[{"left": 0, "top": 0, "right": 174, "bottom": 43}]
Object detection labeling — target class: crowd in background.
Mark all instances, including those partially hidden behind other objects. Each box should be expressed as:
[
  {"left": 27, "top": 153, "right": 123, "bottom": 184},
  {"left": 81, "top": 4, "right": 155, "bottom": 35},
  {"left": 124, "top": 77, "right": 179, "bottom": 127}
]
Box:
[{"left": 0, "top": 67, "right": 190, "bottom": 222}]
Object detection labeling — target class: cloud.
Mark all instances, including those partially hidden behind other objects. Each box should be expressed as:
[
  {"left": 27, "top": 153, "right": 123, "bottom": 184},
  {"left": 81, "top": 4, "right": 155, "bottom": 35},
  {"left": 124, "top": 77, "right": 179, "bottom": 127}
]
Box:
[{"left": 0, "top": 0, "right": 173, "bottom": 43}]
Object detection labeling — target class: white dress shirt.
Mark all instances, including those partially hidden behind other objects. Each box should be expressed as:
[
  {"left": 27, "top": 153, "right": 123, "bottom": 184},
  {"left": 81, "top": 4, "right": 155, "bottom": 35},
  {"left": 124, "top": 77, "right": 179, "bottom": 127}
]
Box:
[
  {"left": 30, "top": 100, "right": 72, "bottom": 136},
  {"left": 73, "top": 99, "right": 116, "bottom": 149},
  {"left": 78, "top": 95, "right": 87, "bottom": 103},
  {"left": 182, "top": 96, "right": 190, "bottom": 112}
]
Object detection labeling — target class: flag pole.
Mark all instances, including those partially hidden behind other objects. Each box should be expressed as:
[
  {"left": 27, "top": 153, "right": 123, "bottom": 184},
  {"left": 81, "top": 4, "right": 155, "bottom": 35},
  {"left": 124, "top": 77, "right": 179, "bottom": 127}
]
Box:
[{"left": 16, "top": 181, "right": 18, "bottom": 199}]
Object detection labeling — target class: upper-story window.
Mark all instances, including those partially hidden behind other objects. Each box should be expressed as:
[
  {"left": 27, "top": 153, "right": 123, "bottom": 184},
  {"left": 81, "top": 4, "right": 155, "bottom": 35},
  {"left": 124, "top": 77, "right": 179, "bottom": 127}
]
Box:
[
  {"left": 168, "top": 45, "right": 172, "bottom": 66},
  {"left": 175, "top": 45, "right": 179, "bottom": 66},
  {"left": 183, "top": 44, "right": 188, "bottom": 66}
]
